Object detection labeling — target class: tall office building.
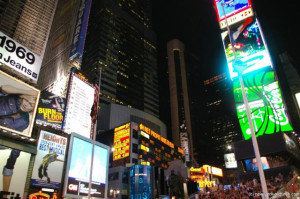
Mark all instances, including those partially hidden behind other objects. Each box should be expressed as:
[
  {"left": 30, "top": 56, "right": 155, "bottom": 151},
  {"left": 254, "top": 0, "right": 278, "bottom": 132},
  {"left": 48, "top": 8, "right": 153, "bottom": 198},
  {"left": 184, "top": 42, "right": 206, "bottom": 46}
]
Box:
[
  {"left": 167, "top": 39, "right": 193, "bottom": 163},
  {"left": 37, "top": 0, "right": 91, "bottom": 96},
  {"left": 81, "top": 0, "right": 159, "bottom": 118},
  {"left": 0, "top": 0, "right": 57, "bottom": 58},
  {"left": 200, "top": 73, "right": 242, "bottom": 167}
]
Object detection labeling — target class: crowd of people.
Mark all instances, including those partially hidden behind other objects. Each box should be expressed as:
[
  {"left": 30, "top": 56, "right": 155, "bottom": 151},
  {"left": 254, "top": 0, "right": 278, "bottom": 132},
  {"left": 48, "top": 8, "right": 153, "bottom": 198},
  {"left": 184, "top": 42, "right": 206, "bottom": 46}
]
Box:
[{"left": 197, "top": 171, "right": 300, "bottom": 199}]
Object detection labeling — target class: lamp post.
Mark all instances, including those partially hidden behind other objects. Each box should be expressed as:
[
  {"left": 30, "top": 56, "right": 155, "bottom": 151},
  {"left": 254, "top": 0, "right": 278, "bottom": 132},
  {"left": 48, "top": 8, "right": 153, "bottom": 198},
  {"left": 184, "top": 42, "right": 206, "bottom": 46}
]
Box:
[{"left": 221, "top": 3, "right": 269, "bottom": 198}]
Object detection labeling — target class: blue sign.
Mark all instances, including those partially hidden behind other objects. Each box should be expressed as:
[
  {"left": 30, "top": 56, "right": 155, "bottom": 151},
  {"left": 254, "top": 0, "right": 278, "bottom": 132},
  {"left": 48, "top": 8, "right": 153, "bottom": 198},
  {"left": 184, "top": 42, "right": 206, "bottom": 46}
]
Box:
[
  {"left": 130, "top": 165, "right": 152, "bottom": 199},
  {"left": 69, "top": 0, "right": 92, "bottom": 63}
]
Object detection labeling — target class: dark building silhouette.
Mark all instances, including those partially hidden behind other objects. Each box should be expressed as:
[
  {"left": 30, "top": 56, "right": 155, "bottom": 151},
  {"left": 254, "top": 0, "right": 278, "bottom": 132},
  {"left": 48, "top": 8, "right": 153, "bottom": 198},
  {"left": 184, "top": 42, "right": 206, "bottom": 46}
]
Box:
[{"left": 197, "top": 73, "right": 242, "bottom": 168}]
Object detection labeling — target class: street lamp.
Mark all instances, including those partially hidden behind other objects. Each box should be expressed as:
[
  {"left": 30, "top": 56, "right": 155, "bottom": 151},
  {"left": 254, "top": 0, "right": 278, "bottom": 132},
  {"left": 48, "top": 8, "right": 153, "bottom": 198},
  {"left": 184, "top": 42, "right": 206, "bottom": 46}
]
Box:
[{"left": 221, "top": 3, "right": 269, "bottom": 199}]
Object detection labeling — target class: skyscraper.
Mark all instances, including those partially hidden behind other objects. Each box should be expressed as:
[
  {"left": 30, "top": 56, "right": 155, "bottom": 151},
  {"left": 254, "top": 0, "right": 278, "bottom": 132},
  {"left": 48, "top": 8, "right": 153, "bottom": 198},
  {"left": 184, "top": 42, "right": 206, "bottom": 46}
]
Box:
[
  {"left": 81, "top": 0, "right": 159, "bottom": 118},
  {"left": 167, "top": 39, "right": 193, "bottom": 163},
  {"left": 37, "top": 0, "right": 91, "bottom": 96},
  {"left": 200, "top": 73, "right": 242, "bottom": 167},
  {"left": 0, "top": 0, "right": 57, "bottom": 58}
]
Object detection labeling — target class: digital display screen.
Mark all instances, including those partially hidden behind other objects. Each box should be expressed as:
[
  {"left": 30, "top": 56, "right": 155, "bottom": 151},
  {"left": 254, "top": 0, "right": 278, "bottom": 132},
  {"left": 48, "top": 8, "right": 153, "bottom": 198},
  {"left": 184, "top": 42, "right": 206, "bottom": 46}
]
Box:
[
  {"left": 214, "top": 0, "right": 252, "bottom": 22},
  {"left": 113, "top": 123, "right": 130, "bottom": 161},
  {"left": 64, "top": 134, "right": 109, "bottom": 198},
  {"left": 244, "top": 157, "right": 270, "bottom": 171},
  {"left": 221, "top": 17, "right": 272, "bottom": 80},
  {"left": 224, "top": 153, "right": 237, "bottom": 168},
  {"left": 233, "top": 70, "right": 293, "bottom": 140},
  {"left": 63, "top": 72, "right": 95, "bottom": 138}
]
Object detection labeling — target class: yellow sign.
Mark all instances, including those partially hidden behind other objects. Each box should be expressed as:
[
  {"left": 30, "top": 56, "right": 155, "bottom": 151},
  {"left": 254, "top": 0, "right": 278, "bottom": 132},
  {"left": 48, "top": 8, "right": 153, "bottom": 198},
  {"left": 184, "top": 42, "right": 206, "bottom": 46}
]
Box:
[
  {"left": 197, "top": 180, "right": 216, "bottom": 188},
  {"left": 139, "top": 124, "right": 174, "bottom": 148},
  {"left": 113, "top": 123, "right": 130, "bottom": 161}
]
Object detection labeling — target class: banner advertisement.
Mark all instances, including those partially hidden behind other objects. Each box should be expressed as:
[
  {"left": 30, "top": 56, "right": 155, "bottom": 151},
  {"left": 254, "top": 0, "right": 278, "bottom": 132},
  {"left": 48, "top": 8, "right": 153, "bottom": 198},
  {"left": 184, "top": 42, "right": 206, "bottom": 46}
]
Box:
[
  {"left": 233, "top": 70, "right": 293, "bottom": 140},
  {"left": 30, "top": 130, "right": 68, "bottom": 189},
  {"left": 64, "top": 134, "right": 109, "bottom": 198},
  {"left": 63, "top": 71, "right": 95, "bottom": 138},
  {"left": 0, "top": 31, "right": 42, "bottom": 81},
  {"left": 221, "top": 17, "right": 272, "bottom": 80},
  {"left": 35, "top": 91, "right": 66, "bottom": 130},
  {"left": 180, "top": 131, "right": 190, "bottom": 162},
  {"left": 0, "top": 145, "right": 31, "bottom": 198},
  {"left": 0, "top": 70, "right": 40, "bottom": 137}
]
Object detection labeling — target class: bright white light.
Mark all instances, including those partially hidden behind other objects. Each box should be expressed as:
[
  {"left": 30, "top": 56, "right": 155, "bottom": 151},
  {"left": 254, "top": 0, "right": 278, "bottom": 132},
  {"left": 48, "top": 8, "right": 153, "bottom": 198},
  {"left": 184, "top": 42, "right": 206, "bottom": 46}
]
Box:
[{"left": 227, "top": 145, "right": 232, "bottom": 150}]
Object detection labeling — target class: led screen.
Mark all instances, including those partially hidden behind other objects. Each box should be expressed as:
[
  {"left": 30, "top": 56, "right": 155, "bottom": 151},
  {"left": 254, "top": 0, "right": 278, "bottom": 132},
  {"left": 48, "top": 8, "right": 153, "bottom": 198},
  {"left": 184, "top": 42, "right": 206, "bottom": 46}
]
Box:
[
  {"left": 224, "top": 153, "right": 237, "bottom": 168},
  {"left": 244, "top": 157, "right": 270, "bottom": 171},
  {"left": 31, "top": 130, "right": 67, "bottom": 189},
  {"left": 0, "top": 70, "right": 40, "bottom": 137},
  {"left": 63, "top": 71, "right": 95, "bottom": 138},
  {"left": 214, "top": 0, "right": 252, "bottom": 22},
  {"left": 64, "top": 133, "right": 109, "bottom": 198},
  {"left": 113, "top": 123, "right": 130, "bottom": 161},
  {"left": 221, "top": 17, "right": 272, "bottom": 80},
  {"left": 35, "top": 91, "right": 66, "bottom": 130},
  {"left": 234, "top": 70, "right": 293, "bottom": 140}
]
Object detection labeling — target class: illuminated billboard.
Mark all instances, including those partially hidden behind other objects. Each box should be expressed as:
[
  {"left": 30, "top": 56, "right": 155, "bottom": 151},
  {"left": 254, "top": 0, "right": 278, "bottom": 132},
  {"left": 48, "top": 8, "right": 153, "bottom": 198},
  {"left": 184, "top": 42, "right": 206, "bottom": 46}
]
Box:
[
  {"left": 35, "top": 91, "right": 66, "bottom": 130},
  {"left": 139, "top": 124, "right": 183, "bottom": 169},
  {"left": 234, "top": 70, "right": 293, "bottom": 140},
  {"left": 63, "top": 133, "right": 109, "bottom": 198},
  {"left": 113, "top": 123, "right": 130, "bottom": 161},
  {"left": 224, "top": 153, "right": 237, "bottom": 168},
  {"left": 31, "top": 130, "right": 68, "bottom": 189},
  {"left": 0, "top": 31, "right": 42, "bottom": 82},
  {"left": 69, "top": 0, "right": 92, "bottom": 63},
  {"left": 0, "top": 145, "right": 31, "bottom": 198},
  {"left": 130, "top": 165, "right": 151, "bottom": 199},
  {"left": 221, "top": 17, "right": 272, "bottom": 80},
  {"left": 0, "top": 70, "right": 40, "bottom": 137},
  {"left": 214, "top": 0, "right": 253, "bottom": 28},
  {"left": 63, "top": 71, "right": 95, "bottom": 138}
]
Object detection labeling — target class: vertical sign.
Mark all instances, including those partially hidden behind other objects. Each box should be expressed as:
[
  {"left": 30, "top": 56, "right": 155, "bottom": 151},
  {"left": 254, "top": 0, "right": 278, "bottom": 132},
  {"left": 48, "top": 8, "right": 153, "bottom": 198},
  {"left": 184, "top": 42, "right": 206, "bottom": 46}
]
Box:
[
  {"left": 113, "top": 123, "right": 131, "bottom": 161},
  {"left": 63, "top": 71, "right": 95, "bottom": 138},
  {"left": 69, "top": 0, "right": 92, "bottom": 64}
]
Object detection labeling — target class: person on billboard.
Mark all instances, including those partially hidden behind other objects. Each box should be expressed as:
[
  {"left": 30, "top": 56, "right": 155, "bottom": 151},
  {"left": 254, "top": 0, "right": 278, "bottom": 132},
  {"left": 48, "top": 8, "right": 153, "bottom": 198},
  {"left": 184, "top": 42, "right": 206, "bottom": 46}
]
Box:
[
  {"left": 1, "top": 147, "right": 20, "bottom": 198},
  {"left": 0, "top": 85, "right": 37, "bottom": 132},
  {"left": 38, "top": 149, "right": 64, "bottom": 183}
]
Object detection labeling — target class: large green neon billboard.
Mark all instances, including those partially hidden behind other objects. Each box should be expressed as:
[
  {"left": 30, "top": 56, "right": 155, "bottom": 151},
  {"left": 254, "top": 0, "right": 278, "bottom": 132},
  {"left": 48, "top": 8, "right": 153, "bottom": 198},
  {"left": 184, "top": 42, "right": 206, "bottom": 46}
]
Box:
[{"left": 233, "top": 70, "right": 293, "bottom": 140}]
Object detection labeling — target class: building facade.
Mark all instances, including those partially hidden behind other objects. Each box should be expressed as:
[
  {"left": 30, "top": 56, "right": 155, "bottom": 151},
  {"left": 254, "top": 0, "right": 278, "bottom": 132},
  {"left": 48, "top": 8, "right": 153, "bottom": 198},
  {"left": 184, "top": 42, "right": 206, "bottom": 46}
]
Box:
[{"left": 81, "top": 0, "right": 159, "bottom": 118}]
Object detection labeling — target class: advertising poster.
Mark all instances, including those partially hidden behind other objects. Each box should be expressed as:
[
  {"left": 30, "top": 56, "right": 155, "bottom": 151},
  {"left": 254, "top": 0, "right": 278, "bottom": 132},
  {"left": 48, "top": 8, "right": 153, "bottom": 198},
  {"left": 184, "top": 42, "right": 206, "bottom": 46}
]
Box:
[
  {"left": 221, "top": 17, "right": 272, "bottom": 79},
  {"left": 0, "top": 31, "right": 42, "bottom": 82},
  {"left": 233, "top": 70, "right": 293, "bottom": 140},
  {"left": 35, "top": 91, "right": 66, "bottom": 130},
  {"left": 0, "top": 145, "right": 31, "bottom": 198},
  {"left": 64, "top": 134, "right": 109, "bottom": 198},
  {"left": 0, "top": 70, "right": 40, "bottom": 137},
  {"left": 130, "top": 165, "right": 152, "bottom": 199},
  {"left": 31, "top": 130, "right": 67, "bottom": 189},
  {"left": 180, "top": 131, "right": 190, "bottom": 162},
  {"left": 63, "top": 71, "right": 95, "bottom": 138}
]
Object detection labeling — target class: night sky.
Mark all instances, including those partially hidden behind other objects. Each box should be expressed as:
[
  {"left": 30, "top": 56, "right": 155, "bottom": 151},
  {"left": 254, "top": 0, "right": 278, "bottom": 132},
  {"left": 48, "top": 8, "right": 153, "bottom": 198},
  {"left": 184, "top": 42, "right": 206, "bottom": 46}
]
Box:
[
  {"left": 153, "top": 0, "right": 299, "bottom": 78},
  {"left": 152, "top": 0, "right": 299, "bottom": 139}
]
